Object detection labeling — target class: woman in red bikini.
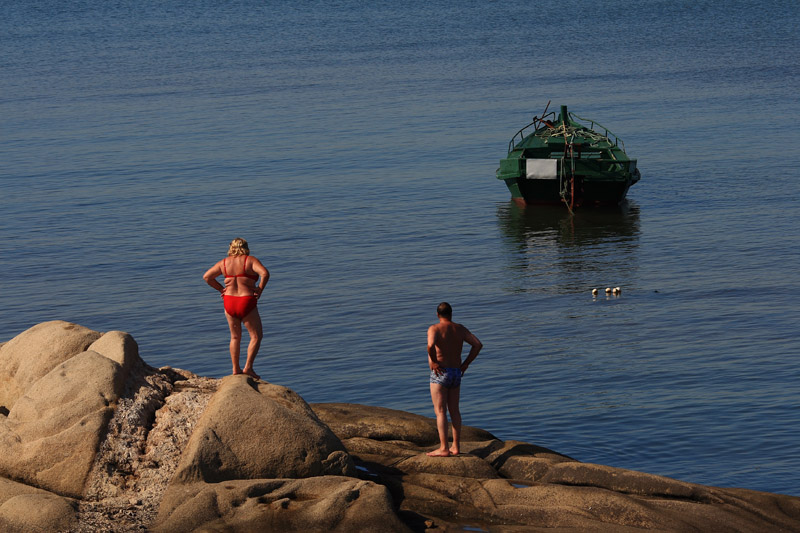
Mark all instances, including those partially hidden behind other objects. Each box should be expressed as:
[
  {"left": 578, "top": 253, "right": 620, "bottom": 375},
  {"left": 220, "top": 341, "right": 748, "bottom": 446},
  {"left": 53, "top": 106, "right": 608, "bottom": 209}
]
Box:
[{"left": 203, "top": 238, "right": 270, "bottom": 378}]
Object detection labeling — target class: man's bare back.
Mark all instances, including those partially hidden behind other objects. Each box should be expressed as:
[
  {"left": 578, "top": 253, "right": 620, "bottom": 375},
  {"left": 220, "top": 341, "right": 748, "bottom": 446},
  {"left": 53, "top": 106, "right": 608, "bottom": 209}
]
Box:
[{"left": 428, "top": 321, "right": 480, "bottom": 371}]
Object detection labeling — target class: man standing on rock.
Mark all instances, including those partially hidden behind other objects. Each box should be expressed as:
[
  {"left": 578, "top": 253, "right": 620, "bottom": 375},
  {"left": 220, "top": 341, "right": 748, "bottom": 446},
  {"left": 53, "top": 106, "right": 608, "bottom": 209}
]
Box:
[{"left": 426, "top": 302, "right": 482, "bottom": 457}]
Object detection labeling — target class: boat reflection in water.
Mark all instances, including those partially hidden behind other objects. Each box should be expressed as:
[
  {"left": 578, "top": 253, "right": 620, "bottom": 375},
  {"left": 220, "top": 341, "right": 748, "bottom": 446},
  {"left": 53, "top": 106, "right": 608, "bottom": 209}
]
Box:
[{"left": 496, "top": 201, "right": 641, "bottom": 294}]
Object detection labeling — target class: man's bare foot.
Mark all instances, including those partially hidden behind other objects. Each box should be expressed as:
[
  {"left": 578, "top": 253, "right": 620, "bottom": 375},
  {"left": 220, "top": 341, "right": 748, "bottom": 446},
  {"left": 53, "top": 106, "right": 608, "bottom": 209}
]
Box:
[
  {"left": 426, "top": 449, "right": 451, "bottom": 457},
  {"left": 244, "top": 368, "right": 261, "bottom": 380},
  {"left": 449, "top": 448, "right": 460, "bottom": 456},
  {"left": 232, "top": 369, "right": 243, "bottom": 375}
]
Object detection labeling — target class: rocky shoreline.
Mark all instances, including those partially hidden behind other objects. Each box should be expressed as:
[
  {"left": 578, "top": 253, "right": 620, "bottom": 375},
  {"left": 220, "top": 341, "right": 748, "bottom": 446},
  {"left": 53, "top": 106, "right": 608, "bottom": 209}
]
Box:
[{"left": 1, "top": 321, "right": 799, "bottom": 532}]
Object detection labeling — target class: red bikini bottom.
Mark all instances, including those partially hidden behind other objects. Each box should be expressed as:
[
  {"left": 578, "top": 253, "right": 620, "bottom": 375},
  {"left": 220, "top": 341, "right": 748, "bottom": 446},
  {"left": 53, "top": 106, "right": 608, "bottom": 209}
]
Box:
[{"left": 223, "top": 295, "right": 258, "bottom": 319}]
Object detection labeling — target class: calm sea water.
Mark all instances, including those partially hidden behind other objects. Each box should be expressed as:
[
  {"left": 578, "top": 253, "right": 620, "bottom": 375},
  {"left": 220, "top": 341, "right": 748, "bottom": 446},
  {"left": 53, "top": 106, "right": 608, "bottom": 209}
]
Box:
[{"left": 2, "top": 1, "right": 798, "bottom": 496}]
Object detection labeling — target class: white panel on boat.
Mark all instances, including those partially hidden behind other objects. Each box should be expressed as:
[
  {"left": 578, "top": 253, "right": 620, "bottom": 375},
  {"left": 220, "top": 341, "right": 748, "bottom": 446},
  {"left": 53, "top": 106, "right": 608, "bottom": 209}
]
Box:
[{"left": 526, "top": 159, "right": 558, "bottom": 180}]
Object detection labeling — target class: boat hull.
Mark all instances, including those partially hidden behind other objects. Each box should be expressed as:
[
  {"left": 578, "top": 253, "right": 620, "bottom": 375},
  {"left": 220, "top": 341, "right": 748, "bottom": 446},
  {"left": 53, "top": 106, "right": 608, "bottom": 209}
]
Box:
[{"left": 502, "top": 174, "right": 635, "bottom": 207}]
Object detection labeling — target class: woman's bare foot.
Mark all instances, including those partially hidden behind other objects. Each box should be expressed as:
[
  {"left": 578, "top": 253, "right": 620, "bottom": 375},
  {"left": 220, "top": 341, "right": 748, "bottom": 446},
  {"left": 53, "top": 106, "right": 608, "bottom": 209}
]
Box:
[
  {"left": 232, "top": 369, "right": 243, "bottom": 375},
  {"left": 426, "top": 449, "right": 451, "bottom": 457},
  {"left": 449, "top": 448, "right": 460, "bottom": 456},
  {"left": 243, "top": 368, "right": 261, "bottom": 380}
]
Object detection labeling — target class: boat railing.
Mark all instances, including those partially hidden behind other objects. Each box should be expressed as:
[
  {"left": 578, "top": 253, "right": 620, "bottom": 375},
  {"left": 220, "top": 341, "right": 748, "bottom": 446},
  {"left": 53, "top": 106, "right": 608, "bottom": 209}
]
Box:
[
  {"left": 507, "top": 112, "right": 557, "bottom": 154},
  {"left": 508, "top": 111, "right": 627, "bottom": 154},
  {"left": 568, "top": 112, "right": 626, "bottom": 152}
]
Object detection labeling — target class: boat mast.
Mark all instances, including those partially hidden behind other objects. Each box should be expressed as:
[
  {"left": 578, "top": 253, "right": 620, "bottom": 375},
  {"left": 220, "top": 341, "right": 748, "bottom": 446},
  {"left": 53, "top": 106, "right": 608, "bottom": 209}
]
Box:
[{"left": 559, "top": 105, "right": 576, "bottom": 211}]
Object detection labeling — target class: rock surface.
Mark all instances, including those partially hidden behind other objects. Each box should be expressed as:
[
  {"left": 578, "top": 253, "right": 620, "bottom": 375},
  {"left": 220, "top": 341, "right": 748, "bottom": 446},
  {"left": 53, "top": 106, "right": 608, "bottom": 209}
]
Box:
[
  {"left": 170, "top": 376, "right": 355, "bottom": 485},
  {"left": 0, "top": 477, "right": 77, "bottom": 533},
  {"left": 312, "top": 403, "right": 800, "bottom": 531},
  {"left": 0, "top": 321, "right": 101, "bottom": 410},
  {"left": 0, "top": 321, "right": 139, "bottom": 498},
  {"left": 1, "top": 322, "right": 799, "bottom": 532}
]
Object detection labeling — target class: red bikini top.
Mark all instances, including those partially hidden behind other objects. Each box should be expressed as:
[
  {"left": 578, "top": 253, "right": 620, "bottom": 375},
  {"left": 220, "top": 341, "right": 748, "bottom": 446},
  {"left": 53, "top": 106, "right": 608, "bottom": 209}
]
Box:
[{"left": 223, "top": 256, "right": 259, "bottom": 280}]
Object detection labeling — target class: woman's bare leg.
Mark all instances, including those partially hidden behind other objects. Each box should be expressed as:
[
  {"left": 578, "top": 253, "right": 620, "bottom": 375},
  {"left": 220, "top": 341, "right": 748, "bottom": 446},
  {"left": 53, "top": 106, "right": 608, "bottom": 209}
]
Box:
[
  {"left": 225, "top": 313, "right": 243, "bottom": 374},
  {"left": 241, "top": 308, "right": 263, "bottom": 379}
]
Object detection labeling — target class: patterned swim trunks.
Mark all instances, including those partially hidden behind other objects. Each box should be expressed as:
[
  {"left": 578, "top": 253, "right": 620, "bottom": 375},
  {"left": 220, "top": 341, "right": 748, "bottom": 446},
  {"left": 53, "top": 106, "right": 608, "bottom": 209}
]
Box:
[{"left": 430, "top": 367, "right": 462, "bottom": 388}]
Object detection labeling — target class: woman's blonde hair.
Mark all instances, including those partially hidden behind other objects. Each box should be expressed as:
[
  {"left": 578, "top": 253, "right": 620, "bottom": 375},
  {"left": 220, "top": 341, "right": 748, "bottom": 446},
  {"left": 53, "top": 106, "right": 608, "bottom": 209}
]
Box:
[{"left": 228, "top": 237, "right": 250, "bottom": 256}]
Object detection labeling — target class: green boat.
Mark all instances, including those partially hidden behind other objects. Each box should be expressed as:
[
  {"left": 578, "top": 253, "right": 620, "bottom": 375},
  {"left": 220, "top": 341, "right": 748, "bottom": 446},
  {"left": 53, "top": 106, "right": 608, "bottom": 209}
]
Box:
[{"left": 496, "top": 104, "right": 641, "bottom": 209}]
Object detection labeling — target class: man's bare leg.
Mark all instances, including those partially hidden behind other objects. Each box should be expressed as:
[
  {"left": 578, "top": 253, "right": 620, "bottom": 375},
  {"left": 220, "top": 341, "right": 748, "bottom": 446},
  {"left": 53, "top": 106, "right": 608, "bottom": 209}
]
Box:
[
  {"left": 427, "top": 383, "right": 451, "bottom": 457},
  {"left": 447, "top": 386, "right": 462, "bottom": 455},
  {"left": 241, "top": 308, "right": 263, "bottom": 380},
  {"left": 225, "top": 313, "right": 243, "bottom": 375}
]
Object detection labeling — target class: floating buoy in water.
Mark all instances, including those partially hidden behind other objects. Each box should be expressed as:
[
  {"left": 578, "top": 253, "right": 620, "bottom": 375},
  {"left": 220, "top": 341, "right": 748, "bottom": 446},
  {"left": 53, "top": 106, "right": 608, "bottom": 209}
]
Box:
[
  {"left": 592, "top": 288, "right": 599, "bottom": 296},
  {"left": 613, "top": 287, "right": 621, "bottom": 295},
  {"left": 605, "top": 287, "right": 612, "bottom": 294}
]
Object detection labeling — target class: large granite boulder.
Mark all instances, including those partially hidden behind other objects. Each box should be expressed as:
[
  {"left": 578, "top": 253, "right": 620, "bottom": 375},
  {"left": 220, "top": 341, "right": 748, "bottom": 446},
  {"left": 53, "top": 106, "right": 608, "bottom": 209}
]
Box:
[
  {"left": 154, "top": 376, "right": 405, "bottom": 532},
  {"left": 171, "top": 375, "right": 356, "bottom": 484},
  {"left": 0, "top": 321, "right": 101, "bottom": 410},
  {"left": 0, "top": 326, "right": 141, "bottom": 498}
]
